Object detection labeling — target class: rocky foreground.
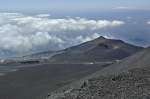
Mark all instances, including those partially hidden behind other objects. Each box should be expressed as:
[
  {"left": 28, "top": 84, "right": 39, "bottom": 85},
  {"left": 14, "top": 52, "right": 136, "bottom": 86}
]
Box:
[{"left": 47, "top": 67, "right": 150, "bottom": 99}]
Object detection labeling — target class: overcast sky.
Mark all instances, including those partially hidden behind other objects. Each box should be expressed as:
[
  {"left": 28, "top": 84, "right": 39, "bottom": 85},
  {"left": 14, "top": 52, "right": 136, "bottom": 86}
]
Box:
[{"left": 0, "top": 0, "right": 150, "bottom": 12}]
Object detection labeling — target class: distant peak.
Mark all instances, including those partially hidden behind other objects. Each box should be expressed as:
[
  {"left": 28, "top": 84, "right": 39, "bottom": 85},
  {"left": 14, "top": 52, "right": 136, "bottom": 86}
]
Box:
[
  {"left": 94, "top": 36, "right": 107, "bottom": 42},
  {"left": 98, "top": 36, "right": 106, "bottom": 39}
]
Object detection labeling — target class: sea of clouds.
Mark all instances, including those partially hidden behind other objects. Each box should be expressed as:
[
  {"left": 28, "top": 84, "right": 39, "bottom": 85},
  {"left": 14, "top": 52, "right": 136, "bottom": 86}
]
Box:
[{"left": 0, "top": 12, "right": 125, "bottom": 55}]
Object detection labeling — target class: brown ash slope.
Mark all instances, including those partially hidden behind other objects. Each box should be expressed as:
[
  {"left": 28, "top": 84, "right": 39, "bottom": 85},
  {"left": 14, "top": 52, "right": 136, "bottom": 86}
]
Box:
[
  {"left": 50, "top": 36, "right": 143, "bottom": 63},
  {"left": 48, "top": 48, "right": 150, "bottom": 99}
]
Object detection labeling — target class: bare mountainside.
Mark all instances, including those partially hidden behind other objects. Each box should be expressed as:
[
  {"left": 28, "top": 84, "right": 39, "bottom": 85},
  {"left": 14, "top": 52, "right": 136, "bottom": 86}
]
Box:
[
  {"left": 50, "top": 36, "right": 143, "bottom": 63},
  {"left": 0, "top": 37, "right": 144, "bottom": 99},
  {"left": 48, "top": 48, "right": 150, "bottom": 99}
]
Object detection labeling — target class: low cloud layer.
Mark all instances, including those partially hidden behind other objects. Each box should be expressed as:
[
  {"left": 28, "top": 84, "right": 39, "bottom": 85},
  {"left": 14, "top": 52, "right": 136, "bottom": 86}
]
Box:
[
  {"left": 147, "top": 21, "right": 150, "bottom": 25},
  {"left": 0, "top": 12, "right": 125, "bottom": 55}
]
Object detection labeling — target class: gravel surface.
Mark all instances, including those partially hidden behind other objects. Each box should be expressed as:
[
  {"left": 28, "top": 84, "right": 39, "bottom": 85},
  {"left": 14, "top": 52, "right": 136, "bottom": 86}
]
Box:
[{"left": 48, "top": 67, "right": 150, "bottom": 99}]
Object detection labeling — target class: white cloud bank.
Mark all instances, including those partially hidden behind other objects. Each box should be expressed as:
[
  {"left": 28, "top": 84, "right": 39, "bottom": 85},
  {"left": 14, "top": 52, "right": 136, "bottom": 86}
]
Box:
[
  {"left": 114, "top": 6, "right": 137, "bottom": 10},
  {"left": 147, "top": 21, "right": 150, "bottom": 25},
  {"left": 0, "top": 12, "right": 125, "bottom": 54}
]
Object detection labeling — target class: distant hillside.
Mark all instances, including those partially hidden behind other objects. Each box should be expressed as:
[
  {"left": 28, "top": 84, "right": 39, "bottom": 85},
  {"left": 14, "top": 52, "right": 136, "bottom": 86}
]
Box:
[
  {"left": 50, "top": 36, "right": 143, "bottom": 63},
  {"left": 22, "top": 51, "right": 56, "bottom": 60}
]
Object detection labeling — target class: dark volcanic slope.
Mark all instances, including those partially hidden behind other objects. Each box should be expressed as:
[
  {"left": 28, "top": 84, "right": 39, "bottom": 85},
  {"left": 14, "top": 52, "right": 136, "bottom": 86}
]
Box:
[
  {"left": 0, "top": 64, "right": 107, "bottom": 99},
  {"left": 49, "top": 48, "right": 150, "bottom": 99},
  {"left": 50, "top": 36, "right": 143, "bottom": 63},
  {"left": 94, "top": 47, "right": 150, "bottom": 75}
]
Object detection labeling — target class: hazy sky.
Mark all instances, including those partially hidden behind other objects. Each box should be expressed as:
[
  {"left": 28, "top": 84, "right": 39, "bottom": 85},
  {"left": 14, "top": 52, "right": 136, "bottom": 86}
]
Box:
[{"left": 0, "top": 0, "right": 150, "bottom": 12}]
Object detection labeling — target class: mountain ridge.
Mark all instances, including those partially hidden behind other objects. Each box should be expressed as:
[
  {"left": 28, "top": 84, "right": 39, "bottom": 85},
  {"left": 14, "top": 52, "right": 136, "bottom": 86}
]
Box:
[{"left": 49, "top": 36, "right": 143, "bottom": 63}]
